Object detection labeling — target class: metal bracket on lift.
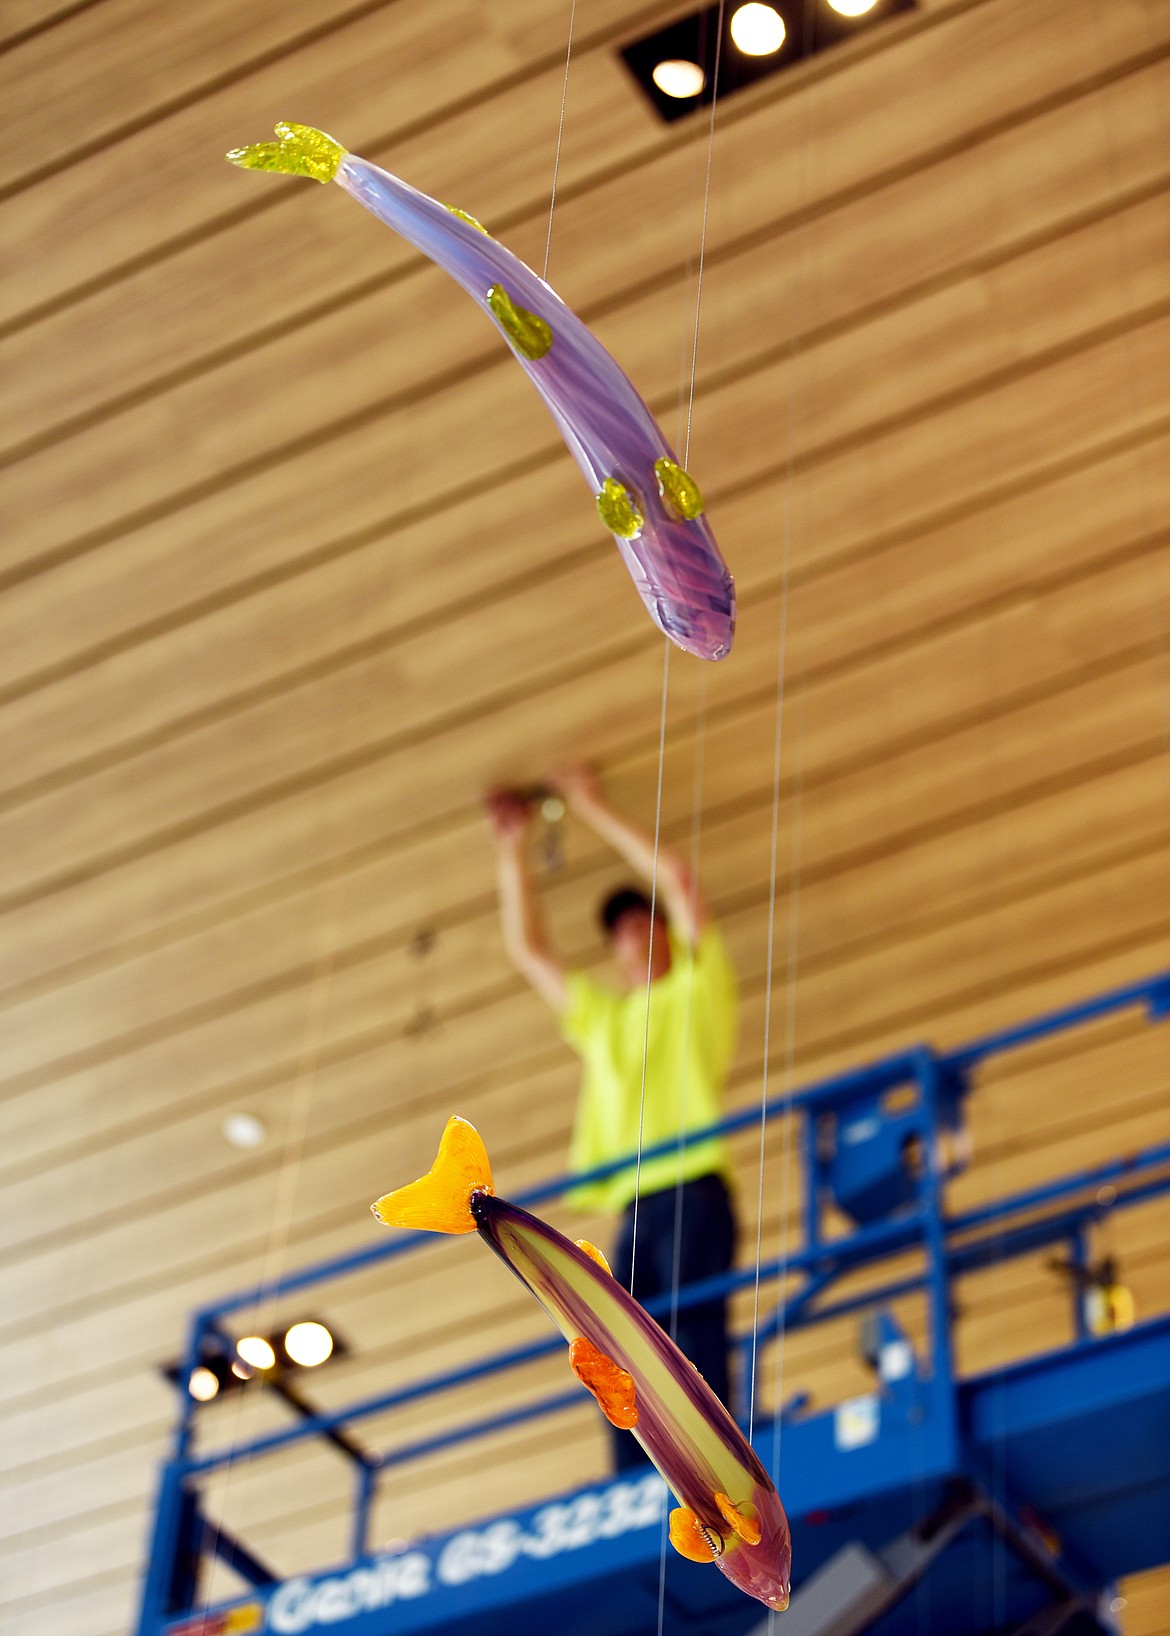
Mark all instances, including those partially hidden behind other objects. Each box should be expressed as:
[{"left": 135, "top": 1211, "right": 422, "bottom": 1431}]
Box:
[
  {"left": 747, "top": 1481, "right": 1109, "bottom": 1636},
  {"left": 752, "top": 1485, "right": 981, "bottom": 1636}
]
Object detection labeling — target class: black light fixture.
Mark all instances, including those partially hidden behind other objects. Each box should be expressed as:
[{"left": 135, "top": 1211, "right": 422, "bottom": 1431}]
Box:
[
  {"left": 162, "top": 1317, "right": 346, "bottom": 1404},
  {"left": 620, "top": 0, "right": 916, "bottom": 124}
]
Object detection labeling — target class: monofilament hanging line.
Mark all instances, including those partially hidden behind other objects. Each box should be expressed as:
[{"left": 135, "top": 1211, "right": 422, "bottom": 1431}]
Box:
[
  {"left": 652, "top": 677, "right": 709, "bottom": 1636},
  {"left": 628, "top": 636, "right": 672, "bottom": 1297},
  {"left": 198, "top": 904, "right": 347, "bottom": 1610},
  {"left": 632, "top": 0, "right": 727, "bottom": 1306},
  {"left": 543, "top": 0, "right": 578, "bottom": 280},
  {"left": 761, "top": 3, "right": 816, "bottom": 1619}
]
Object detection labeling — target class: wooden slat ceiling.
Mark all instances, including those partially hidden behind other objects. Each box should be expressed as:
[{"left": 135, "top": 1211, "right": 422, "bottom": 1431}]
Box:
[{"left": 2, "top": 0, "right": 1169, "bottom": 1629}]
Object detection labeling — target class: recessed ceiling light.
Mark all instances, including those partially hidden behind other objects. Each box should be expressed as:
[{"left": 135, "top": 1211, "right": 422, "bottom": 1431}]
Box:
[
  {"left": 730, "top": 3, "right": 786, "bottom": 54},
  {"left": 222, "top": 1111, "right": 267, "bottom": 1149},
  {"left": 284, "top": 1321, "right": 334, "bottom": 1367},
  {"left": 828, "top": 0, "right": 879, "bottom": 14},
  {"left": 188, "top": 1366, "right": 219, "bottom": 1402},
  {"left": 651, "top": 58, "right": 706, "bottom": 98},
  {"left": 237, "top": 1335, "right": 276, "bottom": 1370}
]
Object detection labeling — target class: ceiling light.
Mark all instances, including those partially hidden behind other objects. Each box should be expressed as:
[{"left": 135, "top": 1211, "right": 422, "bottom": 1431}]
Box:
[
  {"left": 651, "top": 59, "right": 706, "bottom": 98},
  {"left": 237, "top": 1335, "right": 276, "bottom": 1370},
  {"left": 284, "top": 1321, "right": 334, "bottom": 1367},
  {"left": 222, "top": 1111, "right": 268, "bottom": 1149},
  {"left": 188, "top": 1366, "right": 220, "bottom": 1402},
  {"left": 231, "top": 1360, "right": 253, "bottom": 1380},
  {"left": 828, "top": 0, "right": 879, "bottom": 14},
  {"left": 730, "top": 3, "right": 786, "bottom": 54}
]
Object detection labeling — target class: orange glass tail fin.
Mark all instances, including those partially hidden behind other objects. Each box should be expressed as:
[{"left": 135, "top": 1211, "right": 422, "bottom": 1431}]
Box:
[{"left": 371, "top": 1116, "right": 493, "bottom": 1234}]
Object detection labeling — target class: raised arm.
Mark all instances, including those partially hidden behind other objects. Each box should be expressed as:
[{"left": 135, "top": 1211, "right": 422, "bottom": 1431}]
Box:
[
  {"left": 486, "top": 789, "right": 567, "bottom": 1012},
  {"left": 551, "top": 766, "right": 708, "bottom": 947}
]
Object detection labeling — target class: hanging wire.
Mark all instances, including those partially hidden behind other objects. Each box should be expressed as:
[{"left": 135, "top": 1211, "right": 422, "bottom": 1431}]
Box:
[
  {"left": 197, "top": 879, "right": 351, "bottom": 1611},
  {"left": 653, "top": 679, "right": 709, "bottom": 1636},
  {"left": 634, "top": 0, "right": 729, "bottom": 1301},
  {"left": 542, "top": 0, "right": 578, "bottom": 280},
  {"left": 760, "top": 2, "right": 816, "bottom": 1621},
  {"left": 628, "top": 638, "right": 672, "bottom": 1295}
]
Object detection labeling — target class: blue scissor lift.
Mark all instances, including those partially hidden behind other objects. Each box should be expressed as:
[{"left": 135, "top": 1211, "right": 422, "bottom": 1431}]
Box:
[{"left": 138, "top": 974, "right": 1170, "bottom": 1636}]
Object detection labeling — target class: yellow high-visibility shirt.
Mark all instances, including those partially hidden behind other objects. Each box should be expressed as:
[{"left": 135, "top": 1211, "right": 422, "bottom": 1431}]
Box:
[{"left": 560, "top": 923, "right": 739, "bottom": 1214}]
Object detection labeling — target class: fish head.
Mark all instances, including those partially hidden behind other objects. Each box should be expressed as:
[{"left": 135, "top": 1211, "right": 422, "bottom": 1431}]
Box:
[
  {"left": 713, "top": 1486, "right": 792, "bottom": 1611},
  {"left": 626, "top": 508, "right": 736, "bottom": 662}
]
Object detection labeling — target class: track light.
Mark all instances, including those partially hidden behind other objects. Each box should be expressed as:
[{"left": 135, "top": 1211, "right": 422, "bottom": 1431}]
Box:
[
  {"left": 284, "top": 1321, "right": 334, "bottom": 1368},
  {"left": 651, "top": 59, "right": 706, "bottom": 98},
  {"left": 222, "top": 1111, "right": 268, "bottom": 1149},
  {"left": 188, "top": 1366, "right": 219, "bottom": 1402},
  {"left": 622, "top": 0, "right": 914, "bottom": 125},
  {"left": 165, "top": 1317, "right": 343, "bottom": 1404},
  {"left": 730, "top": 3, "right": 786, "bottom": 54},
  {"left": 237, "top": 1335, "right": 277, "bottom": 1370}
]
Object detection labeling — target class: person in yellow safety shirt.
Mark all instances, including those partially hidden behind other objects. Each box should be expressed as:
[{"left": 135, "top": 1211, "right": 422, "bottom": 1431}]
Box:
[{"left": 486, "top": 766, "right": 739, "bottom": 1472}]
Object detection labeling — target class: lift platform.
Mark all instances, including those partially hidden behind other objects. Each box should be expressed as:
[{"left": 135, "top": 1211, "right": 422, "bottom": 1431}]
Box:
[{"left": 138, "top": 972, "right": 1170, "bottom": 1636}]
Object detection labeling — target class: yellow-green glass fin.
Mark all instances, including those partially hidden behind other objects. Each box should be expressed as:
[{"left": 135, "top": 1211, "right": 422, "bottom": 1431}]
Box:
[
  {"left": 446, "top": 204, "right": 490, "bottom": 234},
  {"left": 596, "top": 478, "right": 643, "bottom": 540},
  {"left": 486, "top": 284, "right": 553, "bottom": 360},
  {"left": 654, "top": 457, "right": 705, "bottom": 520},
  {"left": 226, "top": 121, "right": 346, "bottom": 184}
]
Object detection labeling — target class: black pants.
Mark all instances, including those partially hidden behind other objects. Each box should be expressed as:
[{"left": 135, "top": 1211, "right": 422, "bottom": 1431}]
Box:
[{"left": 607, "top": 1172, "right": 737, "bottom": 1472}]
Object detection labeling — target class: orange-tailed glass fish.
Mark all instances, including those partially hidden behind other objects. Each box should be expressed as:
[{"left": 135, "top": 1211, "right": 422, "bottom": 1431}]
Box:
[{"left": 372, "top": 1117, "right": 791, "bottom": 1609}]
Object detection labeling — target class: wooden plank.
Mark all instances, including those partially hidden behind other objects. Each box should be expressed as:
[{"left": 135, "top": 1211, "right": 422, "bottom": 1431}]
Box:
[
  {"left": 7, "top": 1197, "right": 1166, "bottom": 1600},
  {"left": 3, "top": 606, "right": 1168, "bottom": 1183},
  {"left": 5, "top": 30, "right": 1167, "bottom": 487},
  {"left": 4, "top": 0, "right": 1167, "bottom": 581},
  {"left": 3, "top": 837, "right": 1169, "bottom": 1414},
  {"left": 7, "top": 1204, "right": 1165, "bottom": 1604},
  {"left": 5, "top": 162, "right": 1169, "bottom": 807},
  {"left": 0, "top": 0, "right": 678, "bottom": 334},
  {"left": 4, "top": 345, "right": 1165, "bottom": 1047},
  {"left": 0, "top": 551, "right": 1163, "bottom": 1187},
  {"left": 0, "top": 0, "right": 98, "bottom": 47},
  {"left": 2, "top": 389, "right": 1167, "bottom": 1012},
  {"left": 0, "top": 0, "right": 465, "bottom": 193},
  {"left": 2, "top": 284, "right": 1168, "bottom": 922},
  {"left": 3, "top": 739, "right": 1168, "bottom": 1265}
]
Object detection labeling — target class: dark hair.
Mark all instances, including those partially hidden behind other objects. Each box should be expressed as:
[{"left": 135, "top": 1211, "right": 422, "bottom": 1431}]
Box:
[{"left": 598, "top": 885, "right": 661, "bottom": 936}]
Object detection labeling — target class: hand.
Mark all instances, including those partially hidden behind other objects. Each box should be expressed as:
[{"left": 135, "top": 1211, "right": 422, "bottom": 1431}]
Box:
[
  {"left": 548, "top": 763, "right": 604, "bottom": 809},
  {"left": 485, "top": 787, "right": 532, "bottom": 844}
]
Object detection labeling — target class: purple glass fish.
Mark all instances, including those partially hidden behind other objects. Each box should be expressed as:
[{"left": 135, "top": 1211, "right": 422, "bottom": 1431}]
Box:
[
  {"left": 371, "top": 1117, "right": 791, "bottom": 1610},
  {"left": 227, "top": 123, "right": 736, "bottom": 661}
]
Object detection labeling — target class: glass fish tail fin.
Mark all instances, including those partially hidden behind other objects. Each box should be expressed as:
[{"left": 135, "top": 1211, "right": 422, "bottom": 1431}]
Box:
[
  {"left": 371, "top": 1116, "right": 493, "bottom": 1234},
  {"left": 226, "top": 121, "right": 346, "bottom": 183}
]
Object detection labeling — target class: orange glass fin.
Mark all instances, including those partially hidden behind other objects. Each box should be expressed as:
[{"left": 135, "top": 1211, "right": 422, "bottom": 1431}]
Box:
[
  {"left": 574, "top": 1239, "right": 613, "bottom": 1275},
  {"left": 669, "top": 1507, "right": 718, "bottom": 1563},
  {"left": 370, "top": 1116, "right": 493, "bottom": 1234},
  {"left": 569, "top": 1337, "right": 638, "bottom": 1429},
  {"left": 715, "top": 1491, "right": 762, "bottom": 1545}
]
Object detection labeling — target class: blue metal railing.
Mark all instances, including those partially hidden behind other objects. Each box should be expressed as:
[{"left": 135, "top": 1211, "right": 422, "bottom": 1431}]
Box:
[{"left": 138, "top": 967, "right": 1170, "bottom": 1636}]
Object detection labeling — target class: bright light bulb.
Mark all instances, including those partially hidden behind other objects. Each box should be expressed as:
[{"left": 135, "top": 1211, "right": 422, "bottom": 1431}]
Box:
[
  {"left": 828, "top": 0, "right": 879, "bottom": 15},
  {"left": 222, "top": 1112, "right": 267, "bottom": 1149},
  {"left": 285, "top": 1321, "right": 333, "bottom": 1367},
  {"left": 652, "top": 59, "right": 705, "bottom": 99},
  {"left": 237, "top": 1335, "right": 276, "bottom": 1370},
  {"left": 189, "top": 1366, "right": 219, "bottom": 1402},
  {"left": 730, "top": 3, "right": 786, "bottom": 54}
]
